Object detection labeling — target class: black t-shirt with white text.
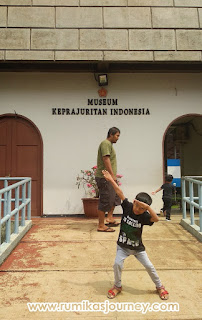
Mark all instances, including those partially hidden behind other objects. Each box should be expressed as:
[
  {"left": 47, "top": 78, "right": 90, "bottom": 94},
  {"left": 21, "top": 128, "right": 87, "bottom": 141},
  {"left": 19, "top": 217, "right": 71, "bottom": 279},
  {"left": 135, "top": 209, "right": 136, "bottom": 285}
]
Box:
[{"left": 117, "top": 198, "right": 154, "bottom": 251}]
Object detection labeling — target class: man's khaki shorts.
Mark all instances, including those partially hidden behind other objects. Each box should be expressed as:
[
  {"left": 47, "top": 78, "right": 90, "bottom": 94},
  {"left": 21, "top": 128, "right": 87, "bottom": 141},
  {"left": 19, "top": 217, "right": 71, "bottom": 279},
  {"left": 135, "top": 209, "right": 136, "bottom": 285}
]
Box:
[{"left": 95, "top": 177, "right": 121, "bottom": 212}]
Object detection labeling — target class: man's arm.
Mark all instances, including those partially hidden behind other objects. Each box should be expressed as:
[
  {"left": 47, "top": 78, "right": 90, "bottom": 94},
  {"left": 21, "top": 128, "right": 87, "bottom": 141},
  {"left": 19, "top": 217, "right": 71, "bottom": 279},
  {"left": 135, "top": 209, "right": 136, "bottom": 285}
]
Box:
[
  {"left": 102, "top": 170, "right": 125, "bottom": 201},
  {"left": 103, "top": 156, "right": 116, "bottom": 180}
]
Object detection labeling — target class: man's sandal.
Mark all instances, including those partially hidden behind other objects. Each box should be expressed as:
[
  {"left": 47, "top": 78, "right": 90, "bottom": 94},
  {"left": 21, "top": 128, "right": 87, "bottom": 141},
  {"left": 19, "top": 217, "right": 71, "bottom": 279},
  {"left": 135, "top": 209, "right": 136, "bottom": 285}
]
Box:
[
  {"left": 156, "top": 286, "right": 169, "bottom": 300},
  {"left": 97, "top": 227, "right": 115, "bottom": 232},
  {"left": 105, "top": 220, "right": 120, "bottom": 227},
  {"left": 107, "top": 286, "right": 122, "bottom": 299}
]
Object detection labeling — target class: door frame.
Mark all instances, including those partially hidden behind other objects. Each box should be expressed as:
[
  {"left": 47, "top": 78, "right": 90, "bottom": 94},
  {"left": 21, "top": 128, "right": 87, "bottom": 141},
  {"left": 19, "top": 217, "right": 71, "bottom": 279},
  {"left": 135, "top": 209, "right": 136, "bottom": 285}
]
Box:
[
  {"left": 162, "top": 113, "right": 202, "bottom": 182},
  {"left": 0, "top": 113, "right": 43, "bottom": 216}
]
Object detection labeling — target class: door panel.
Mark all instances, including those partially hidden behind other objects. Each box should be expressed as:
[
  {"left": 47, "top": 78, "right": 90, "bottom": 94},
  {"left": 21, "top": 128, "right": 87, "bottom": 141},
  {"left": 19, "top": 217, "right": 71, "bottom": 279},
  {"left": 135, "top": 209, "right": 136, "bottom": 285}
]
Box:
[
  {"left": 31, "top": 181, "right": 38, "bottom": 214},
  {"left": 0, "top": 119, "right": 12, "bottom": 178},
  {"left": 0, "top": 146, "right": 6, "bottom": 177},
  {"left": 16, "top": 146, "right": 39, "bottom": 177},
  {"left": 0, "top": 115, "right": 42, "bottom": 216},
  {"left": 15, "top": 119, "right": 39, "bottom": 145}
]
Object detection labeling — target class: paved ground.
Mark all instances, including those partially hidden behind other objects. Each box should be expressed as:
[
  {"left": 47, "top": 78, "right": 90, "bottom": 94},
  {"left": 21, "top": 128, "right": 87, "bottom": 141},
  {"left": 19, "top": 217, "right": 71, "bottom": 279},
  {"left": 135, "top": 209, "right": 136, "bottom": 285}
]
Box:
[{"left": 0, "top": 214, "right": 201, "bottom": 320}]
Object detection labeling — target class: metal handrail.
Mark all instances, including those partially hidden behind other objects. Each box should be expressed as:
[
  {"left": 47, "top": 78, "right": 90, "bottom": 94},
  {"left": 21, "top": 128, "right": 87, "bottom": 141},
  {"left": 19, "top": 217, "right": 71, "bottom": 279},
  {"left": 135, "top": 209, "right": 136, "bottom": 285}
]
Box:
[
  {"left": 0, "top": 177, "right": 31, "bottom": 249},
  {"left": 182, "top": 176, "right": 202, "bottom": 232}
]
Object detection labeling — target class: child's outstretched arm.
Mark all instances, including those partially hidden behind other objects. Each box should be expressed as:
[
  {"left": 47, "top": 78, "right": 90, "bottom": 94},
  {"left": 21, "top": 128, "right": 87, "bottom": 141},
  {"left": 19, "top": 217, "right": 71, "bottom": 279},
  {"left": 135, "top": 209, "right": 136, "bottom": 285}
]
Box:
[
  {"left": 102, "top": 170, "right": 125, "bottom": 201},
  {"left": 152, "top": 187, "right": 161, "bottom": 195}
]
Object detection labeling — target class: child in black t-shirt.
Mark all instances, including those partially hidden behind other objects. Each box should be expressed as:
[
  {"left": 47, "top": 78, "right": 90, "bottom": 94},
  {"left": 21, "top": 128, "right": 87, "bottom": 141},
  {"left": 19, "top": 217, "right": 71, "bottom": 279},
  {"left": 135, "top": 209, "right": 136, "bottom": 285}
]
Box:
[
  {"left": 152, "top": 174, "right": 175, "bottom": 221},
  {"left": 102, "top": 170, "right": 169, "bottom": 301}
]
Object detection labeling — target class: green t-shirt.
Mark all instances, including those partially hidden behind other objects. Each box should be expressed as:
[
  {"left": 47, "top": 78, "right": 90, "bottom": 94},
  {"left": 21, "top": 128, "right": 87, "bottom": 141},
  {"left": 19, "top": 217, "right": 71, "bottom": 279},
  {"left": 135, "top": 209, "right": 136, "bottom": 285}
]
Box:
[{"left": 95, "top": 139, "right": 117, "bottom": 178}]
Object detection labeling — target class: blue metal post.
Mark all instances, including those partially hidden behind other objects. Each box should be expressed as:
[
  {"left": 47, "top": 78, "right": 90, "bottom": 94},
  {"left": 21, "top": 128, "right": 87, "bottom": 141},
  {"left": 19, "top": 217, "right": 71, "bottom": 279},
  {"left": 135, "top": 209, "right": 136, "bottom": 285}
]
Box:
[
  {"left": 189, "top": 181, "right": 194, "bottom": 225},
  {"left": 21, "top": 183, "right": 26, "bottom": 227},
  {"left": 6, "top": 190, "right": 11, "bottom": 243},
  {"left": 3, "top": 179, "right": 8, "bottom": 217},
  {"left": 14, "top": 186, "right": 19, "bottom": 234},
  {"left": 27, "top": 180, "right": 31, "bottom": 220},
  {"left": 182, "top": 178, "right": 186, "bottom": 219}
]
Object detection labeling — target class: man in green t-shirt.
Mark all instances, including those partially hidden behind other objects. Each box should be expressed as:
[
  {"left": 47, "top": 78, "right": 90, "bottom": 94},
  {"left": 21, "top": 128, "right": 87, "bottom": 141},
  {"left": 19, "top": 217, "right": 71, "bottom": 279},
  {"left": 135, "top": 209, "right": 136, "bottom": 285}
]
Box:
[{"left": 95, "top": 127, "right": 121, "bottom": 232}]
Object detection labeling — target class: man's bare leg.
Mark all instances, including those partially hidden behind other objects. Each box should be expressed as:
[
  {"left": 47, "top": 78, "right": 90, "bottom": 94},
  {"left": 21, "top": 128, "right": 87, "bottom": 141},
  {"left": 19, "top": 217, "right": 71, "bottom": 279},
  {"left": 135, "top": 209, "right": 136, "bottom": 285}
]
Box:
[
  {"left": 106, "top": 206, "right": 119, "bottom": 225},
  {"left": 106, "top": 206, "right": 115, "bottom": 222},
  {"left": 97, "top": 209, "right": 114, "bottom": 232}
]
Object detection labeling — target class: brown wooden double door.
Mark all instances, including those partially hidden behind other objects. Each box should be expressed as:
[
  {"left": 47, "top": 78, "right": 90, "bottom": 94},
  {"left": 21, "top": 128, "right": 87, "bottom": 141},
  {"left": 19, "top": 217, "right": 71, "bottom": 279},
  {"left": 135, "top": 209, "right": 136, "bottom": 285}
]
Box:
[{"left": 0, "top": 115, "right": 43, "bottom": 216}]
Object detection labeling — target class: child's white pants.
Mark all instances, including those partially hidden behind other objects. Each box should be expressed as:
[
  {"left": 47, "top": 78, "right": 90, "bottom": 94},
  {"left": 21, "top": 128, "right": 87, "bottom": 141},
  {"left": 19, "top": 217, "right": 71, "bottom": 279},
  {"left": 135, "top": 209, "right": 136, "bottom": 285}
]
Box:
[{"left": 113, "top": 245, "right": 162, "bottom": 288}]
